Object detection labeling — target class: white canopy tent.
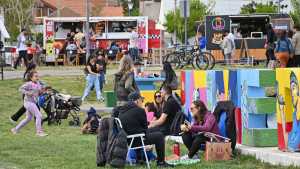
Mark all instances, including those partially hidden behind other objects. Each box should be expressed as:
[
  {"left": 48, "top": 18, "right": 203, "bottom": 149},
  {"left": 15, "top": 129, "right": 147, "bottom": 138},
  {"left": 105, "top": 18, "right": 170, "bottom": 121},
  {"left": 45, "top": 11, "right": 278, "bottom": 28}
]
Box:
[{"left": 0, "top": 19, "right": 10, "bottom": 39}]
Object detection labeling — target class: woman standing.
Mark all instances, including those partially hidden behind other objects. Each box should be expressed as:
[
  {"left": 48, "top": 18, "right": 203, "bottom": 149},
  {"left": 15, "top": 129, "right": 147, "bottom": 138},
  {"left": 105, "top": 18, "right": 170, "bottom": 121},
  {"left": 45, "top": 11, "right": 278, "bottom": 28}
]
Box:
[
  {"left": 82, "top": 56, "right": 104, "bottom": 102},
  {"left": 11, "top": 71, "right": 47, "bottom": 137},
  {"left": 114, "top": 55, "right": 139, "bottom": 106},
  {"left": 161, "top": 62, "right": 178, "bottom": 90},
  {"left": 181, "top": 100, "right": 220, "bottom": 159},
  {"left": 275, "top": 30, "right": 294, "bottom": 68}
]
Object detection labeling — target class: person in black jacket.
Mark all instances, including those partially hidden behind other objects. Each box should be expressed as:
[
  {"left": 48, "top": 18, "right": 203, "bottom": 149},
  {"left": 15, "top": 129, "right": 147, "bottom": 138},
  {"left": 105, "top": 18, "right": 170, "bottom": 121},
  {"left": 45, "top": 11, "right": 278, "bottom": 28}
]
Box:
[{"left": 117, "top": 92, "right": 173, "bottom": 168}]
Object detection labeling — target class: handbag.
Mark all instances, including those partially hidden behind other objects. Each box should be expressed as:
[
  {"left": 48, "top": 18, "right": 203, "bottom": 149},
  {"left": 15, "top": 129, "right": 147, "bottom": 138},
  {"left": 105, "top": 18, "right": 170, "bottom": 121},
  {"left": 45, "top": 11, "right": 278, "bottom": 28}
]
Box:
[{"left": 204, "top": 132, "right": 232, "bottom": 161}]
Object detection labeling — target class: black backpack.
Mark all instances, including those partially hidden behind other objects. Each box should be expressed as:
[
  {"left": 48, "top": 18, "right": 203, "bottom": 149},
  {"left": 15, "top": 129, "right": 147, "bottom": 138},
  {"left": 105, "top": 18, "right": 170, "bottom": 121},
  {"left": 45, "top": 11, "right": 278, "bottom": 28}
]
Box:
[{"left": 169, "top": 93, "right": 187, "bottom": 136}]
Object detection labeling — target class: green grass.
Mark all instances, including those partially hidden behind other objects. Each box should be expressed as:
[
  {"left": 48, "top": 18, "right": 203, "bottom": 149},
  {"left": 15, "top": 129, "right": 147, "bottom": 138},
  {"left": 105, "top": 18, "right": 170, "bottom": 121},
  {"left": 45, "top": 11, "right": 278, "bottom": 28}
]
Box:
[{"left": 0, "top": 75, "right": 299, "bottom": 169}]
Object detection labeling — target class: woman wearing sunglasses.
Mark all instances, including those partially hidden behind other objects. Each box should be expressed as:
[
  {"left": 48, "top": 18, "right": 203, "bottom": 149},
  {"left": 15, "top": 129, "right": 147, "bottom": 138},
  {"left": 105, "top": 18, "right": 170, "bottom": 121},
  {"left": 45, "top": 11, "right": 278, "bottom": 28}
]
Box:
[
  {"left": 180, "top": 100, "right": 220, "bottom": 159},
  {"left": 154, "top": 91, "right": 163, "bottom": 118}
]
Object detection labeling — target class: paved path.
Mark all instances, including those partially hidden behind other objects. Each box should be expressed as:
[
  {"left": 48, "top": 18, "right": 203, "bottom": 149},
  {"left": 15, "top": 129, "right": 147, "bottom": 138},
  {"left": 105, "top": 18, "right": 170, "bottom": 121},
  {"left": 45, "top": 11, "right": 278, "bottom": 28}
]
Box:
[
  {"left": 2, "top": 66, "right": 162, "bottom": 80},
  {"left": 237, "top": 144, "right": 300, "bottom": 167}
]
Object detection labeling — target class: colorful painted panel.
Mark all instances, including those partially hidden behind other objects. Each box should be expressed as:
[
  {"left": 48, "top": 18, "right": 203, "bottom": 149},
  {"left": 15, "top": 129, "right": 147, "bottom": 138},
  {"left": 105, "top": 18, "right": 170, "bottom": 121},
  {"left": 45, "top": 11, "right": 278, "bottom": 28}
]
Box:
[
  {"left": 240, "top": 69, "right": 277, "bottom": 147},
  {"left": 276, "top": 68, "right": 300, "bottom": 152}
]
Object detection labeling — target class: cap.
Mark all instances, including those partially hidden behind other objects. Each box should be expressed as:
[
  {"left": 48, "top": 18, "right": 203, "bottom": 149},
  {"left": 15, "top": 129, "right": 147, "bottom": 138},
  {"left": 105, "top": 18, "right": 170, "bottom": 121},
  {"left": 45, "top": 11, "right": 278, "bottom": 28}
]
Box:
[
  {"left": 87, "top": 107, "right": 96, "bottom": 116},
  {"left": 128, "top": 92, "right": 144, "bottom": 102}
]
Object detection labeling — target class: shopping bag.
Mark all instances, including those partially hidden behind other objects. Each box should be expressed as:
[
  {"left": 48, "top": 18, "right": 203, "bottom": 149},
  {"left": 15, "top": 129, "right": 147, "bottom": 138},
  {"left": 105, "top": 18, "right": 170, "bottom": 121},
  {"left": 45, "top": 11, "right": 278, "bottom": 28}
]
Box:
[{"left": 204, "top": 132, "right": 232, "bottom": 161}]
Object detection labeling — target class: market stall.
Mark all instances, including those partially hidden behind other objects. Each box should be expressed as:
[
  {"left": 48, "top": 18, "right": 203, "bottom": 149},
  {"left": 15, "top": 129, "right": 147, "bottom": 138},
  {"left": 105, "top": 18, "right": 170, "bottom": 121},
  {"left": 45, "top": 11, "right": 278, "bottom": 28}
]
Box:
[
  {"left": 43, "top": 16, "right": 160, "bottom": 64},
  {"left": 205, "top": 14, "right": 293, "bottom": 62}
]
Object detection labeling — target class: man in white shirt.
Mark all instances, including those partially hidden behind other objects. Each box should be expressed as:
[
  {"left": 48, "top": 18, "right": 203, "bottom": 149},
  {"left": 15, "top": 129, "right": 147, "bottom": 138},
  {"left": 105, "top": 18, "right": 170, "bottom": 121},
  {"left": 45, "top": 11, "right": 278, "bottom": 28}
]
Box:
[
  {"left": 14, "top": 29, "right": 28, "bottom": 69},
  {"left": 220, "top": 30, "right": 235, "bottom": 65},
  {"left": 129, "top": 27, "right": 139, "bottom": 61}
]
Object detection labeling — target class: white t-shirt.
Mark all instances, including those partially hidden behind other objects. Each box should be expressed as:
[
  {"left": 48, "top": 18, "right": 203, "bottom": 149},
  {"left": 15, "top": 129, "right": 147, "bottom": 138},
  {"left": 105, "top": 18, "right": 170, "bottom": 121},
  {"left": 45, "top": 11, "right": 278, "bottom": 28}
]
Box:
[
  {"left": 17, "top": 33, "right": 27, "bottom": 51},
  {"left": 129, "top": 31, "right": 139, "bottom": 48}
]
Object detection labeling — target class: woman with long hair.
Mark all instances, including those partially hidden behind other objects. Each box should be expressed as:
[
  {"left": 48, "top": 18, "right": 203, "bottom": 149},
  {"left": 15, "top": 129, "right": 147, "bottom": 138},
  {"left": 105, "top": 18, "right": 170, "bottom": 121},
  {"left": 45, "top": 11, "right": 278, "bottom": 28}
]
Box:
[
  {"left": 82, "top": 55, "right": 104, "bottom": 102},
  {"left": 180, "top": 100, "right": 220, "bottom": 159},
  {"left": 114, "top": 55, "right": 139, "bottom": 106},
  {"left": 153, "top": 91, "right": 163, "bottom": 118},
  {"left": 11, "top": 71, "right": 47, "bottom": 137},
  {"left": 161, "top": 62, "right": 178, "bottom": 90}
]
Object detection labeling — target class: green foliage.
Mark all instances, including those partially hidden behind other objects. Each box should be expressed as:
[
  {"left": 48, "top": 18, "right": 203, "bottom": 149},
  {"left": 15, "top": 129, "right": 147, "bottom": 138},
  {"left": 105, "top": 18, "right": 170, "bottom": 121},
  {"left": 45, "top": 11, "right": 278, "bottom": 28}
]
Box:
[
  {"left": 0, "top": 0, "right": 35, "bottom": 41},
  {"left": 291, "top": 0, "right": 300, "bottom": 27},
  {"left": 120, "top": 0, "right": 140, "bottom": 16},
  {"left": 240, "top": 1, "right": 277, "bottom": 14},
  {"left": 164, "top": 0, "right": 212, "bottom": 43}
]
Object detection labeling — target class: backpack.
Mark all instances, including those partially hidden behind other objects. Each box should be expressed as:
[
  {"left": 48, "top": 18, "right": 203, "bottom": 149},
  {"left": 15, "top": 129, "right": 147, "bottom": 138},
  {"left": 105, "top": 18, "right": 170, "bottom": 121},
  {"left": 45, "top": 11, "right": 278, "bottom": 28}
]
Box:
[
  {"left": 169, "top": 94, "right": 187, "bottom": 135},
  {"left": 213, "top": 101, "right": 236, "bottom": 151}
]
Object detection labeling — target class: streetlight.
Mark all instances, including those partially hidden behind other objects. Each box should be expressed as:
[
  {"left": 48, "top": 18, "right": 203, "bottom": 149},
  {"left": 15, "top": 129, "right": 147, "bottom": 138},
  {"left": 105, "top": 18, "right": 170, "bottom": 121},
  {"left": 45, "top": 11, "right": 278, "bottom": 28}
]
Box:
[{"left": 128, "top": 0, "right": 133, "bottom": 16}]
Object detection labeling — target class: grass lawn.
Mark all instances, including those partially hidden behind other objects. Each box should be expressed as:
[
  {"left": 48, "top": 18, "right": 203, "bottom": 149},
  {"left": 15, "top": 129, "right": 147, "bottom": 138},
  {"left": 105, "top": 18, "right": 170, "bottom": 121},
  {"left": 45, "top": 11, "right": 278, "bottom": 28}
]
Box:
[{"left": 0, "top": 75, "right": 298, "bottom": 169}]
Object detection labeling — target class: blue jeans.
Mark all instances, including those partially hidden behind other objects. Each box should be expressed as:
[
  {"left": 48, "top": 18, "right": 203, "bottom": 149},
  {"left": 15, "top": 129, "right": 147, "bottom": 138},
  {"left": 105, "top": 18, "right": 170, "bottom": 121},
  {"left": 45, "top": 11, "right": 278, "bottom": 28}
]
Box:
[
  {"left": 82, "top": 74, "right": 102, "bottom": 101},
  {"left": 98, "top": 72, "right": 105, "bottom": 92}
]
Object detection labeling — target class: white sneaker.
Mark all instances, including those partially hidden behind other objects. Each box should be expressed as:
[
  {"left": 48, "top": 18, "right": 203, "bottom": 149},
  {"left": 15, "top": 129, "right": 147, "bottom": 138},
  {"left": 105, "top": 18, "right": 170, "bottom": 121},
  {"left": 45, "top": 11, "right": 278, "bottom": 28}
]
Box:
[
  {"left": 180, "top": 154, "right": 199, "bottom": 160},
  {"left": 36, "top": 132, "right": 48, "bottom": 137},
  {"left": 9, "top": 117, "right": 17, "bottom": 124},
  {"left": 11, "top": 128, "right": 17, "bottom": 135}
]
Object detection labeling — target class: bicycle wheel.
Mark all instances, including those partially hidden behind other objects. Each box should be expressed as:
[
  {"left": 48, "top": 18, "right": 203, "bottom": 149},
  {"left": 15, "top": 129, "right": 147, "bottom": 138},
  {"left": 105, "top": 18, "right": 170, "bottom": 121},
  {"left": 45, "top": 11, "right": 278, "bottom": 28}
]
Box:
[
  {"left": 164, "top": 52, "right": 181, "bottom": 69},
  {"left": 195, "top": 53, "right": 209, "bottom": 70},
  {"left": 202, "top": 52, "right": 216, "bottom": 69}
]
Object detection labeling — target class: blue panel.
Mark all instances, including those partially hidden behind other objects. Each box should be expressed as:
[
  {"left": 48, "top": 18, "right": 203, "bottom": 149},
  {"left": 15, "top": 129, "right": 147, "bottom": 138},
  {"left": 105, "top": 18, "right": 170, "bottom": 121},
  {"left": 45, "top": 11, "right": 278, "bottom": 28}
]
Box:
[
  {"left": 229, "top": 70, "right": 238, "bottom": 106},
  {"left": 248, "top": 114, "right": 267, "bottom": 128},
  {"left": 247, "top": 86, "right": 266, "bottom": 98}
]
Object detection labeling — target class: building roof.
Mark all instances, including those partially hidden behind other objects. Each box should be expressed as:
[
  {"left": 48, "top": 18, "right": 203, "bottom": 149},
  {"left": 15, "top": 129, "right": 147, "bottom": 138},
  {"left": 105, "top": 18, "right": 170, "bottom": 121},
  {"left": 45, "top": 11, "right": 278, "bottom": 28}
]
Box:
[{"left": 42, "top": 0, "right": 123, "bottom": 17}]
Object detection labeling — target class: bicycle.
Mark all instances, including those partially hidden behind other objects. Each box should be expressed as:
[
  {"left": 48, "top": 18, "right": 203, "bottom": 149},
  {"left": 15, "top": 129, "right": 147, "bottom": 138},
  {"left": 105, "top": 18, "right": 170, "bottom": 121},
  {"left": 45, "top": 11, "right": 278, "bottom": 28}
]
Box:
[{"left": 164, "top": 44, "right": 209, "bottom": 70}]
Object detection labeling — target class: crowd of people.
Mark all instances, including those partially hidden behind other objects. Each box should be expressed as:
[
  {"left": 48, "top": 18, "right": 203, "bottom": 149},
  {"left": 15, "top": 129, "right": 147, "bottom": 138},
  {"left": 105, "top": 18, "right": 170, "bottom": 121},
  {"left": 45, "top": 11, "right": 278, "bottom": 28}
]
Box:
[{"left": 107, "top": 56, "right": 221, "bottom": 167}]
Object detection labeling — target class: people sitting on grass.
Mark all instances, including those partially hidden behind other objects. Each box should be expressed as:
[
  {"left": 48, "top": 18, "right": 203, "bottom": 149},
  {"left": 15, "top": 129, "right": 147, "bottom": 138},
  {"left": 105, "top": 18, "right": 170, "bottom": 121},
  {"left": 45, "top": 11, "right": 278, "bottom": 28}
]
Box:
[
  {"left": 148, "top": 85, "right": 181, "bottom": 136},
  {"left": 114, "top": 55, "right": 139, "bottom": 106},
  {"left": 181, "top": 100, "right": 220, "bottom": 159},
  {"left": 153, "top": 91, "right": 163, "bottom": 118},
  {"left": 10, "top": 63, "right": 38, "bottom": 124},
  {"left": 145, "top": 102, "right": 159, "bottom": 123},
  {"left": 81, "top": 107, "right": 101, "bottom": 134},
  {"left": 11, "top": 71, "right": 48, "bottom": 137},
  {"left": 82, "top": 55, "right": 104, "bottom": 102},
  {"left": 115, "top": 92, "right": 173, "bottom": 168}
]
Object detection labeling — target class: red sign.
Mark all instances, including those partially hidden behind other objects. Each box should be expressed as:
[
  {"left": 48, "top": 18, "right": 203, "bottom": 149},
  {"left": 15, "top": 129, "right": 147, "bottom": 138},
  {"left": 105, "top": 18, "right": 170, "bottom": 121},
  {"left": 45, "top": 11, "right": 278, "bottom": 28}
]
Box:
[{"left": 45, "top": 20, "right": 54, "bottom": 39}]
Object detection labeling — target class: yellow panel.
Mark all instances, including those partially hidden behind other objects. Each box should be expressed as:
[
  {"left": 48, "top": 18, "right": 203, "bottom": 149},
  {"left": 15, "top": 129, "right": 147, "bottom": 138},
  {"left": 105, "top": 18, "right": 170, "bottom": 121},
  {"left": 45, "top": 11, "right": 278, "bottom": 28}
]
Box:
[
  {"left": 194, "top": 70, "right": 206, "bottom": 88},
  {"left": 223, "top": 70, "right": 229, "bottom": 99},
  {"left": 140, "top": 90, "right": 181, "bottom": 104}
]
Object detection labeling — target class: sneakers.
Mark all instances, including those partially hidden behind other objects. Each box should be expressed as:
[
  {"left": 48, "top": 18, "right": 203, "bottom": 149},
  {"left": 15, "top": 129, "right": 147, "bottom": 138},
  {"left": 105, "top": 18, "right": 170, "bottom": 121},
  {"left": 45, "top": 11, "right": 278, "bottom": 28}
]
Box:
[
  {"left": 98, "top": 97, "right": 105, "bottom": 102},
  {"left": 36, "top": 132, "right": 48, "bottom": 137},
  {"left": 11, "top": 128, "right": 17, "bottom": 135},
  {"left": 180, "top": 154, "right": 199, "bottom": 160},
  {"left": 157, "top": 161, "right": 175, "bottom": 168},
  {"left": 9, "top": 117, "right": 17, "bottom": 124}
]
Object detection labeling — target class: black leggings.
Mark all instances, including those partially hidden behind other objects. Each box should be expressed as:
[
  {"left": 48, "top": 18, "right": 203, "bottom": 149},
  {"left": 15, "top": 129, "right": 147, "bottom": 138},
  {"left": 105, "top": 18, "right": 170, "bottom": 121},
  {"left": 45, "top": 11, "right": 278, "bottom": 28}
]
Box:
[
  {"left": 14, "top": 50, "right": 28, "bottom": 69},
  {"left": 182, "top": 132, "right": 209, "bottom": 158},
  {"left": 132, "top": 130, "right": 165, "bottom": 163}
]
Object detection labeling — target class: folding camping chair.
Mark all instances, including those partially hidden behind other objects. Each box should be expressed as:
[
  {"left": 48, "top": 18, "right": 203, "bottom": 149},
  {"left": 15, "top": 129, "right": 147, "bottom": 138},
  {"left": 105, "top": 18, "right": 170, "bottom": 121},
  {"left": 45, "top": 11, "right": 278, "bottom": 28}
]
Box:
[{"left": 127, "top": 133, "right": 150, "bottom": 169}]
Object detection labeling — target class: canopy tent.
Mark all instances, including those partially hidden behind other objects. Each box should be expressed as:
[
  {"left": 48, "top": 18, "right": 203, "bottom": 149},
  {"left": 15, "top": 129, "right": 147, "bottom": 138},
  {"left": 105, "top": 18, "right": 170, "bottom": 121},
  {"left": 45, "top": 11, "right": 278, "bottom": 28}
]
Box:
[
  {"left": 156, "top": 0, "right": 177, "bottom": 30},
  {"left": 0, "top": 19, "right": 10, "bottom": 39}
]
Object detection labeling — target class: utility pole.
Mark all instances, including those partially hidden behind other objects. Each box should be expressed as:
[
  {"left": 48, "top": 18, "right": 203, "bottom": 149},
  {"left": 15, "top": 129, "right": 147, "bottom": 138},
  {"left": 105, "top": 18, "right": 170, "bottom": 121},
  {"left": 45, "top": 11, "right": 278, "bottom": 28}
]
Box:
[
  {"left": 85, "top": 0, "right": 90, "bottom": 63},
  {"left": 56, "top": 0, "right": 61, "bottom": 17},
  {"left": 174, "top": 0, "right": 177, "bottom": 44}
]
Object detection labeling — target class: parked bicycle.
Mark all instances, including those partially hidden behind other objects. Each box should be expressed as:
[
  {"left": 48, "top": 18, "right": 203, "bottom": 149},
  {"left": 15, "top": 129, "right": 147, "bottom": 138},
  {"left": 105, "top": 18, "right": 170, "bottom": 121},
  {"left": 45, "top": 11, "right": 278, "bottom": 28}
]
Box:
[{"left": 163, "top": 44, "right": 215, "bottom": 70}]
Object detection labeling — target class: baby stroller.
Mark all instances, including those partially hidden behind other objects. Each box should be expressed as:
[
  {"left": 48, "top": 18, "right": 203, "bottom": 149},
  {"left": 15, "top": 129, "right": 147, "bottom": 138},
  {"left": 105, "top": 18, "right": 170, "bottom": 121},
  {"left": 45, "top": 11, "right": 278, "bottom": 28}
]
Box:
[{"left": 39, "top": 89, "right": 82, "bottom": 126}]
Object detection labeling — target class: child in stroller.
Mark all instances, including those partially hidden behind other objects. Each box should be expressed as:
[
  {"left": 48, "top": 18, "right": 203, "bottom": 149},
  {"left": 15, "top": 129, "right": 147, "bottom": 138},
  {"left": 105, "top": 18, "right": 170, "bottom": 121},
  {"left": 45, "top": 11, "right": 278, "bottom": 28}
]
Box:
[{"left": 39, "top": 88, "right": 82, "bottom": 126}]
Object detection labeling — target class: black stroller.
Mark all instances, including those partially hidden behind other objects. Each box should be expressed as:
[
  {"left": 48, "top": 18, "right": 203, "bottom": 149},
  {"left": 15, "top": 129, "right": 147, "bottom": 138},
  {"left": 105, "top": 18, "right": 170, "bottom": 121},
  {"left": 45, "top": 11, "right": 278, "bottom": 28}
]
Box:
[{"left": 39, "top": 89, "right": 82, "bottom": 126}]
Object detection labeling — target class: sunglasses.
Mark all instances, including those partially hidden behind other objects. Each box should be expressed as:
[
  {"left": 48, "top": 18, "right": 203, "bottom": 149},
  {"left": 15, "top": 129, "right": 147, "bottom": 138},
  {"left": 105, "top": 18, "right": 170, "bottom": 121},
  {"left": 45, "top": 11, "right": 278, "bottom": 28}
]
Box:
[{"left": 155, "top": 95, "right": 162, "bottom": 98}]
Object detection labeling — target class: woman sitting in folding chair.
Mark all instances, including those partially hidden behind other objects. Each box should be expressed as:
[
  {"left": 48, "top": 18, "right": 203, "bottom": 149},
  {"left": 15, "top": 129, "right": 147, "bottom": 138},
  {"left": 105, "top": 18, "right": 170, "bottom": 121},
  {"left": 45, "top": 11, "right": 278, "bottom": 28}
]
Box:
[{"left": 180, "top": 100, "right": 220, "bottom": 159}]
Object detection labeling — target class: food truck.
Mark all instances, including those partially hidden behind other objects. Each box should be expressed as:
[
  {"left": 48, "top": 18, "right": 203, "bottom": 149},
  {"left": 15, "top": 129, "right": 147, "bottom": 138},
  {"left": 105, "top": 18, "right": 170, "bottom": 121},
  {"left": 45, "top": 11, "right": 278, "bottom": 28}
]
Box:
[
  {"left": 43, "top": 16, "right": 161, "bottom": 63},
  {"left": 204, "top": 14, "right": 293, "bottom": 62}
]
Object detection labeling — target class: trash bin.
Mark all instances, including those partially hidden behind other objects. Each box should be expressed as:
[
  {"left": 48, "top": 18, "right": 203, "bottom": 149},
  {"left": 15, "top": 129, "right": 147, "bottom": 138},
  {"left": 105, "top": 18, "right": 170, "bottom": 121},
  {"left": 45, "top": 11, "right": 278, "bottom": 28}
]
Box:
[{"left": 104, "top": 91, "right": 116, "bottom": 107}]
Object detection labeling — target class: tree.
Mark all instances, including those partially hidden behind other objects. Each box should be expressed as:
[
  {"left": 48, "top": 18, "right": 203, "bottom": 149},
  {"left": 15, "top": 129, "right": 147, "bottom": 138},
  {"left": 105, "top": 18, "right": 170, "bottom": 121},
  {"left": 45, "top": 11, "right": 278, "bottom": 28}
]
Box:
[
  {"left": 120, "top": 0, "right": 140, "bottom": 16},
  {"left": 291, "top": 0, "right": 300, "bottom": 27},
  {"left": 164, "top": 0, "right": 214, "bottom": 43},
  {"left": 0, "top": 0, "right": 36, "bottom": 41},
  {"left": 240, "top": 1, "right": 277, "bottom": 14}
]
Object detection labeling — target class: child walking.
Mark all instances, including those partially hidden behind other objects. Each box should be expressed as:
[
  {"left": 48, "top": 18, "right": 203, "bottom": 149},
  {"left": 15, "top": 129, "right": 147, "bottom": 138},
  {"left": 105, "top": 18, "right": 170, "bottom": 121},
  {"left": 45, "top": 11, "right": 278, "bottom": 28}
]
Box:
[{"left": 11, "top": 71, "right": 48, "bottom": 137}]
